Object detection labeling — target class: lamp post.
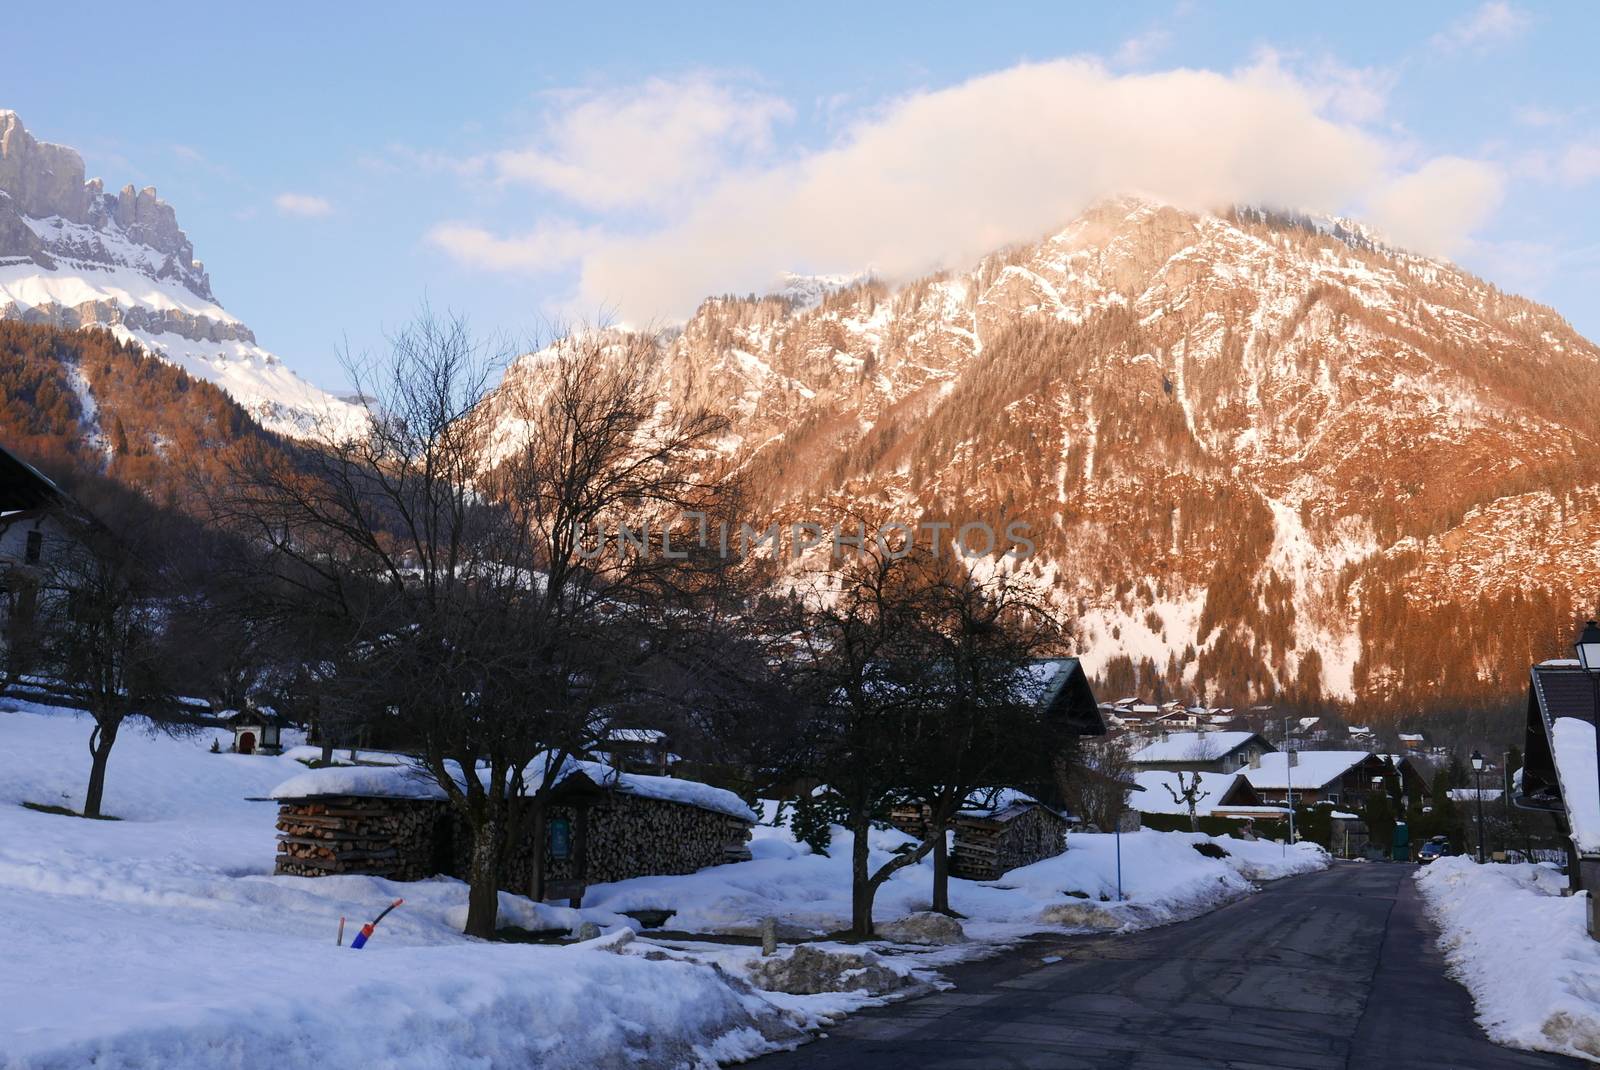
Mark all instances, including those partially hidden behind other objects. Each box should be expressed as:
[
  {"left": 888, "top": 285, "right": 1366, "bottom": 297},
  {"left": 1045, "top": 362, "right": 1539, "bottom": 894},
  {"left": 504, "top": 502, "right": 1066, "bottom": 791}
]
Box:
[
  {"left": 1577, "top": 621, "right": 1600, "bottom": 824},
  {"left": 1371, "top": 775, "right": 1384, "bottom": 860},
  {"left": 1471, "top": 749, "right": 1487, "bottom": 864}
]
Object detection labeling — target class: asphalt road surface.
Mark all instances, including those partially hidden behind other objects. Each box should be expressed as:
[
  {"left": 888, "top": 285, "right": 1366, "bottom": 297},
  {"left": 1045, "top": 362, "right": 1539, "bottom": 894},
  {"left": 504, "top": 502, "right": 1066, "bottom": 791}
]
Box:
[{"left": 753, "top": 862, "right": 1584, "bottom": 1070}]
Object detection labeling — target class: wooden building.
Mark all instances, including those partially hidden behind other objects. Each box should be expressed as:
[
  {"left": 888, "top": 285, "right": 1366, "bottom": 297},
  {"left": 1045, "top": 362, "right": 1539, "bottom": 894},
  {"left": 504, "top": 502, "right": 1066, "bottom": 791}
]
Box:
[
  {"left": 1128, "top": 731, "right": 1276, "bottom": 774},
  {"left": 1515, "top": 658, "right": 1600, "bottom": 920},
  {"left": 270, "top": 758, "right": 756, "bottom": 905},
  {"left": 950, "top": 792, "right": 1069, "bottom": 880}
]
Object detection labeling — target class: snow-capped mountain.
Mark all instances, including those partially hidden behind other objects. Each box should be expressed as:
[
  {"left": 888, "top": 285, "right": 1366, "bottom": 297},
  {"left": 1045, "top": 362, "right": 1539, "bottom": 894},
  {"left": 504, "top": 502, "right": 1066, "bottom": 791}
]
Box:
[
  {"left": 0, "top": 110, "right": 363, "bottom": 438},
  {"left": 508, "top": 199, "right": 1600, "bottom": 716}
]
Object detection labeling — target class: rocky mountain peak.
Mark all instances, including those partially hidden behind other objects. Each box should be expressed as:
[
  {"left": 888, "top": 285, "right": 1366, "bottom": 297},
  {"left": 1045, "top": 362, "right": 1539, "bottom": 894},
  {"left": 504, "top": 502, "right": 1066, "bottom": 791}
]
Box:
[{"left": 0, "top": 110, "right": 362, "bottom": 439}]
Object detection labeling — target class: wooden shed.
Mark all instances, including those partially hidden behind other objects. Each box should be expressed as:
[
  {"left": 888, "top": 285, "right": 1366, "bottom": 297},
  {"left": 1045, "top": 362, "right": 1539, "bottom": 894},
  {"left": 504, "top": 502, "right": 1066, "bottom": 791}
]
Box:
[
  {"left": 950, "top": 790, "right": 1069, "bottom": 881},
  {"left": 269, "top": 758, "right": 756, "bottom": 904}
]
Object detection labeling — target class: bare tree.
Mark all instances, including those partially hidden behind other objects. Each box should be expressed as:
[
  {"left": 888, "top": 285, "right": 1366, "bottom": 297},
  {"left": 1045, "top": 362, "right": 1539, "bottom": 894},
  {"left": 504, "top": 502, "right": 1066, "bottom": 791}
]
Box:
[
  {"left": 1058, "top": 735, "right": 1136, "bottom": 832},
  {"left": 1164, "top": 771, "right": 1211, "bottom": 833},
  {"left": 217, "top": 315, "right": 730, "bottom": 937},
  {"left": 784, "top": 539, "right": 1068, "bottom": 937},
  {"left": 34, "top": 481, "right": 192, "bottom": 817}
]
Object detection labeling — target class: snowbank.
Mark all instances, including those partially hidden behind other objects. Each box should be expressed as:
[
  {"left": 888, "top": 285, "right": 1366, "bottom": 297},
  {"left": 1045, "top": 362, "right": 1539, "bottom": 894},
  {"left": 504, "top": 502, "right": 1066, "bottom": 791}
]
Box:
[{"left": 1417, "top": 858, "right": 1600, "bottom": 1062}]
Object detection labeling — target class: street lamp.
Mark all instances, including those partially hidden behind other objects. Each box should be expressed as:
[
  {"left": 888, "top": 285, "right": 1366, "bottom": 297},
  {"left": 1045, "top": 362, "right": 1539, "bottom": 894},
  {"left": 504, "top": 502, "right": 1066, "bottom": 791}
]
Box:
[{"left": 1471, "top": 749, "right": 1487, "bottom": 864}]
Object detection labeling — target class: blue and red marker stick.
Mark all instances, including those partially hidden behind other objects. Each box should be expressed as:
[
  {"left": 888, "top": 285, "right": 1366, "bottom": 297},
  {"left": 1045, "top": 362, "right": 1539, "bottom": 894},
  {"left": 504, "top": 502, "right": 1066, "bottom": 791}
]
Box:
[{"left": 349, "top": 898, "right": 404, "bottom": 949}]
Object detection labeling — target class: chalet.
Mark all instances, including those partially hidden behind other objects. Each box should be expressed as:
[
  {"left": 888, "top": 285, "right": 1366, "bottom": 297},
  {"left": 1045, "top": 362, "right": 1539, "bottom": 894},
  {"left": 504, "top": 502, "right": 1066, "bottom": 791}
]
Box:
[
  {"left": 0, "top": 443, "right": 70, "bottom": 618},
  {"left": 1514, "top": 657, "right": 1600, "bottom": 922},
  {"left": 270, "top": 757, "right": 757, "bottom": 906},
  {"left": 1398, "top": 732, "right": 1427, "bottom": 751},
  {"left": 1128, "top": 731, "right": 1275, "bottom": 774},
  {"left": 1243, "top": 751, "right": 1430, "bottom": 808},
  {"left": 224, "top": 707, "right": 288, "bottom": 755}
]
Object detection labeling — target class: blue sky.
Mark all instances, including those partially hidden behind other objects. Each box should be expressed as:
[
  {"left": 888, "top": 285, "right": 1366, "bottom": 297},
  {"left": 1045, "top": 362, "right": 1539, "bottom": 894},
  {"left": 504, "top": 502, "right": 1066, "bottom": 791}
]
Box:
[{"left": 7, "top": 2, "right": 1599, "bottom": 389}]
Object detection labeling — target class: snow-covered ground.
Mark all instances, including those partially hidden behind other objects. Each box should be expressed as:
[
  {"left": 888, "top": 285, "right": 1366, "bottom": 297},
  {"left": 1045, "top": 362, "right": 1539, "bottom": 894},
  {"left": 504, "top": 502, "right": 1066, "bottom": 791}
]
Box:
[
  {"left": 1417, "top": 858, "right": 1600, "bottom": 1062},
  {"left": 0, "top": 700, "right": 1326, "bottom": 1069}
]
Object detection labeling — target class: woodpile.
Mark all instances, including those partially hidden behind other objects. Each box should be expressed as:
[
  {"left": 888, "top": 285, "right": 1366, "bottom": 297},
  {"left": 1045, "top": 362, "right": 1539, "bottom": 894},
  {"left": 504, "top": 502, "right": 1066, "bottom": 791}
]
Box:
[
  {"left": 951, "top": 804, "right": 1067, "bottom": 881},
  {"left": 576, "top": 795, "right": 752, "bottom": 884},
  {"left": 274, "top": 786, "right": 754, "bottom": 888},
  {"left": 274, "top": 796, "right": 441, "bottom": 880}
]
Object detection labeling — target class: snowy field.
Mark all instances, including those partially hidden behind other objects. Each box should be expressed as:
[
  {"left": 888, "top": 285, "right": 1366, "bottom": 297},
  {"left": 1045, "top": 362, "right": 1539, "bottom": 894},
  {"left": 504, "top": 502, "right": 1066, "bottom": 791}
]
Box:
[
  {"left": 1418, "top": 857, "right": 1600, "bottom": 1063},
  {"left": 0, "top": 700, "right": 1326, "bottom": 1069}
]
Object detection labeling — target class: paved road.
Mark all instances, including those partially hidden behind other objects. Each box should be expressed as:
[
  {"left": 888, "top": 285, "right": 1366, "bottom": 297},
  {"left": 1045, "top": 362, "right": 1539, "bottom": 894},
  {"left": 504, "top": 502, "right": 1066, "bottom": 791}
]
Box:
[{"left": 754, "top": 862, "right": 1583, "bottom": 1070}]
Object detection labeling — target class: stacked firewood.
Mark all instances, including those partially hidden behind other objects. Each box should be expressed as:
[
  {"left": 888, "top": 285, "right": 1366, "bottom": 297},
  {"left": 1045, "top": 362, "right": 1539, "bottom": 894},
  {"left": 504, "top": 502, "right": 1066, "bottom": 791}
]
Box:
[
  {"left": 274, "top": 796, "right": 440, "bottom": 879},
  {"left": 581, "top": 795, "right": 753, "bottom": 883},
  {"left": 951, "top": 806, "right": 1067, "bottom": 881}
]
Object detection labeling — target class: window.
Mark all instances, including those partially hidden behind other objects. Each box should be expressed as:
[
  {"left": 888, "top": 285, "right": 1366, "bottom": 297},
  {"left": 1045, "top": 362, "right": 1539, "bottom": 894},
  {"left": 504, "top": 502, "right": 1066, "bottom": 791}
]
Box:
[
  {"left": 24, "top": 530, "right": 41, "bottom": 564},
  {"left": 1327, "top": 793, "right": 1340, "bottom": 805}
]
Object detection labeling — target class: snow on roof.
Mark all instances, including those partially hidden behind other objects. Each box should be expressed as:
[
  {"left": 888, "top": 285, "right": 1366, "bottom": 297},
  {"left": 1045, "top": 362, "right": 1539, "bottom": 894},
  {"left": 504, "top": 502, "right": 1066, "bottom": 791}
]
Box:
[
  {"left": 1398, "top": 733, "right": 1425, "bottom": 741},
  {"left": 604, "top": 727, "right": 667, "bottom": 744},
  {"left": 957, "top": 786, "right": 1049, "bottom": 819},
  {"left": 1551, "top": 717, "right": 1600, "bottom": 854},
  {"left": 1243, "top": 751, "right": 1374, "bottom": 790},
  {"left": 1446, "top": 787, "right": 1504, "bottom": 802},
  {"left": 270, "top": 754, "right": 757, "bottom": 822},
  {"left": 1129, "top": 731, "right": 1258, "bottom": 764},
  {"left": 1132, "top": 770, "right": 1247, "bottom": 815},
  {"left": 1212, "top": 805, "right": 1291, "bottom": 816}
]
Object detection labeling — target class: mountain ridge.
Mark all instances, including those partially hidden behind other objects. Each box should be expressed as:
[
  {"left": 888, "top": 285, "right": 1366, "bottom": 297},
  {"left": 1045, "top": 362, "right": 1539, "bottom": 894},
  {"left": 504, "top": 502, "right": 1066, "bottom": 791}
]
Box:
[
  {"left": 0, "top": 110, "right": 363, "bottom": 439},
  {"left": 607, "top": 198, "right": 1599, "bottom": 716}
]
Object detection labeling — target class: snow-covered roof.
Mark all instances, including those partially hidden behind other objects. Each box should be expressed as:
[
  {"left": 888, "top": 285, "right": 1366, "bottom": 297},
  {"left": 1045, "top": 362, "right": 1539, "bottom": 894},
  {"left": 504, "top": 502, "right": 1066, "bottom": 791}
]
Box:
[
  {"left": 1242, "top": 751, "right": 1376, "bottom": 790},
  {"left": 1398, "top": 733, "right": 1426, "bottom": 742},
  {"left": 604, "top": 727, "right": 667, "bottom": 744},
  {"left": 1446, "top": 787, "right": 1504, "bottom": 802},
  {"left": 956, "top": 787, "right": 1054, "bottom": 820},
  {"left": 1128, "top": 731, "right": 1259, "bottom": 764},
  {"left": 1551, "top": 717, "right": 1600, "bottom": 854},
  {"left": 1132, "top": 770, "right": 1250, "bottom": 815},
  {"left": 270, "top": 755, "right": 757, "bottom": 822}
]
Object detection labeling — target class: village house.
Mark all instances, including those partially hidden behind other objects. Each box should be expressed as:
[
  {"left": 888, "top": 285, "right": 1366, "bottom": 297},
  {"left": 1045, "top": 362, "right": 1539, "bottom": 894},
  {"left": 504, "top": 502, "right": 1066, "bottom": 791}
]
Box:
[
  {"left": 1128, "top": 730, "right": 1276, "bottom": 774},
  {"left": 1243, "top": 751, "right": 1430, "bottom": 809},
  {"left": 593, "top": 726, "right": 676, "bottom": 775},
  {"left": 1514, "top": 654, "right": 1600, "bottom": 928},
  {"left": 224, "top": 708, "right": 288, "bottom": 755},
  {"left": 270, "top": 758, "right": 757, "bottom": 906},
  {"left": 0, "top": 444, "right": 71, "bottom": 640}
]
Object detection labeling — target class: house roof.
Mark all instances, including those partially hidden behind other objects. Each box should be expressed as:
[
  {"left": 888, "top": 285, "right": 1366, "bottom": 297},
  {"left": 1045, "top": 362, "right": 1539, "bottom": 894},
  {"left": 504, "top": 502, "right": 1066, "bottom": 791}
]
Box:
[
  {"left": 1132, "top": 770, "right": 1259, "bottom": 815},
  {"left": 0, "top": 443, "right": 64, "bottom": 513},
  {"left": 1128, "top": 731, "right": 1266, "bottom": 765},
  {"left": 1019, "top": 657, "right": 1105, "bottom": 737},
  {"left": 1242, "top": 751, "right": 1380, "bottom": 791}
]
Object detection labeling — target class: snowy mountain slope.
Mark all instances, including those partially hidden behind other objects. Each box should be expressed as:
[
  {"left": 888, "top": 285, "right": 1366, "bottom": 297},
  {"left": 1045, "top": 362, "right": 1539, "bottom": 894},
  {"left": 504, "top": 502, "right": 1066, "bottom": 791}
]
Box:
[
  {"left": 0, "top": 110, "right": 364, "bottom": 439},
  {"left": 500, "top": 199, "right": 1600, "bottom": 715}
]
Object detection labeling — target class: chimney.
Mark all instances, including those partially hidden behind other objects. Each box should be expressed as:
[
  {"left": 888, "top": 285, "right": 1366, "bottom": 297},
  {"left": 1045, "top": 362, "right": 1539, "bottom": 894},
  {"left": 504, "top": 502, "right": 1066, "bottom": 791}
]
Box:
[
  {"left": 1288, "top": 750, "right": 1299, "bottom": 768},
  {"left": 1159, "top": 726, "right": 1169, "bottom": 743},
  {"left": 1249, "top": 751, "right": 1260, "bottom": 770}
]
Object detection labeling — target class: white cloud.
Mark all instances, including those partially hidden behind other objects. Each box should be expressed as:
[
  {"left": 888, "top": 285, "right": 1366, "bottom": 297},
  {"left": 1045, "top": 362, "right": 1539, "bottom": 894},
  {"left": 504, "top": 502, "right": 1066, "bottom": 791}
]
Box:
[
  {"left": 1366, "top": 156, "right": 1505, "bottom": 256},
  {"left": 1430, "top": 2, "right": 1531, "bottom": 52},
  {"left": 1113, "top": 29, "right": 1171, "bottom": 69},
  {"left": 273, "top": 193, "right": 334, "bottom": 218},
  {"left": 490, "top": 74, "right": 792, "bottom": 212},
  {"left": 1559, "top": 143, "right": 1600, "bottom": 186},
  {"left": 431, "top": 59, "right": 1505, "bottom": 320},
  {"left": 427, "top": 220, "right": 597, "bottom": 271}
]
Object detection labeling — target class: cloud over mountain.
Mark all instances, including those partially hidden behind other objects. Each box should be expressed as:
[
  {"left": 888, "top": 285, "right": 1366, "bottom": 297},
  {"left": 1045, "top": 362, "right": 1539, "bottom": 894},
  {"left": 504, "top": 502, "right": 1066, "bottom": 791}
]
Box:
[{"left": 429, "top": 59, "right": 1506, "bottom": 322}]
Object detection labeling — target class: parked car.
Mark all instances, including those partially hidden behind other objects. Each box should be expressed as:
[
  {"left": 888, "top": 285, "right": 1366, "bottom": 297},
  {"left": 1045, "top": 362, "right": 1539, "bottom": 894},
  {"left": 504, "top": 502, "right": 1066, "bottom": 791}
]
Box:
[{"left": 1418, "top": 838, "right": 1452, "bottom": 864}]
